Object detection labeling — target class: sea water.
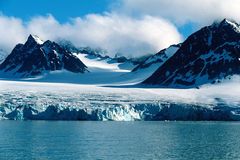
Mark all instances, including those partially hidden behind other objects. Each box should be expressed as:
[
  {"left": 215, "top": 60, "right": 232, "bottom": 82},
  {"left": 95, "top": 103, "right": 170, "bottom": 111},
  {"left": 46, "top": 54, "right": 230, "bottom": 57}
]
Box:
[{"left": 0, "top": 121, "right": 240, "bottom": 160}]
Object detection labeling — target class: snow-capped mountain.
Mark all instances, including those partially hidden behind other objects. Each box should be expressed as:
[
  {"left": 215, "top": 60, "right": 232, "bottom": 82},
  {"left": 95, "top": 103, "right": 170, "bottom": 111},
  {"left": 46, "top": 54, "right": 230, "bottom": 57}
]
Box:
[
  {"left": 132, "top": 44, "right": 181, "bottom": 72},
  {"left": 143, "top": 19, "right": 240, "bottom": 88},
  {"left": 0, "top": 35, "right": 87, "bottom": 77}
]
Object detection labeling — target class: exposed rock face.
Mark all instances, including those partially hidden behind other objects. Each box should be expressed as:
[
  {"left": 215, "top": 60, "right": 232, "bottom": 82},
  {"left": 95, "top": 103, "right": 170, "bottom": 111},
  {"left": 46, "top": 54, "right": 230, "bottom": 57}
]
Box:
[
  {"left": 143, "top": 19, "right": 240, "bottom": 88},
  {"left": 0, "top": 35, "right": 87, "bottom": 77}
]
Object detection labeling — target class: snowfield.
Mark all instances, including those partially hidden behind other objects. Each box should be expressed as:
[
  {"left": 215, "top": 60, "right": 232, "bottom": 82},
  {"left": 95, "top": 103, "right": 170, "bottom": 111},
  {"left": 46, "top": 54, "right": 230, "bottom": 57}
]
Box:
[{"left": 1, "top": 77, "right": 240, "bottom": 121}]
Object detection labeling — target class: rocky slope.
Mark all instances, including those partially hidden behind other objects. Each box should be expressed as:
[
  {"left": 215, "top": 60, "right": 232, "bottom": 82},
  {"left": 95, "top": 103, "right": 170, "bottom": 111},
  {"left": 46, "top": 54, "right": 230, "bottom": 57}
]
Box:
[
  {"left": 143, "top": 19, "right": 240, "bottom": 88},
  {"left": 0, "top": 35, "right": 87, "bottom": 77}
]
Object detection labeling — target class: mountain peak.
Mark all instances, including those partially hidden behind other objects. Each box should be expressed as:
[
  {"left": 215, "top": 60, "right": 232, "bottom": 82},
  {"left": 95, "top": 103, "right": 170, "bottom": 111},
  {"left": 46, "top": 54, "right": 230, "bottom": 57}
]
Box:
[
  {"left": 220, "top": 18, "right": 236, "bottom": 24},
  {"left": 26, "top": 34, "right": 44, "bottom": 45},
  {"left": 214, "top": 18, "right": 240, "bottom": 32}
]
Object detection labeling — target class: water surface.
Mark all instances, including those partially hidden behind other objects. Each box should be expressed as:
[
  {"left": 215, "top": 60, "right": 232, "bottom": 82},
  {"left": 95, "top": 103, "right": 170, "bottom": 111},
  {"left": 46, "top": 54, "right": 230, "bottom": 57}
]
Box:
[{"left": 0, "top": 121, "right": 240, "bottom": 160}]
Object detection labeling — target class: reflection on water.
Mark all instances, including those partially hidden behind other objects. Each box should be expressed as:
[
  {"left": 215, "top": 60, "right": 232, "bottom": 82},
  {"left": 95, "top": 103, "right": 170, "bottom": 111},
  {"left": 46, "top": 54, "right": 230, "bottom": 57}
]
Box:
[{"left": 0, "top": 121, "right": 240, "bottom": 160}]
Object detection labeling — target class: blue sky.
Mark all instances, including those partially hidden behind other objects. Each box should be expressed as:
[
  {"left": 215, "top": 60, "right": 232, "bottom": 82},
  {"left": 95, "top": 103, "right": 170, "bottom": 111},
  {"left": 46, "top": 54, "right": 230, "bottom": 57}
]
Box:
[
  {"left": 0, "top": 0, "right": 239, "bottom": 56},
  {"left": 0, "top": 0, "right": 112, "bottom": 22}
]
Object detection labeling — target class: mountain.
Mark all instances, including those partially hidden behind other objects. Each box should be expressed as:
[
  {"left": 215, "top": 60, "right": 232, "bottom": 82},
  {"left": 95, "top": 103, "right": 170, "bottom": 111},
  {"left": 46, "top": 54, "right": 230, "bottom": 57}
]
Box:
[
  {"left": 132, "top": 44, "right": 181, "bottom": 72},
  {"left": 0, "top": 35, "right": 87, "bottom": 77},
  {"left": 143, "top": 19, "right": 240, "bottom": 88}
]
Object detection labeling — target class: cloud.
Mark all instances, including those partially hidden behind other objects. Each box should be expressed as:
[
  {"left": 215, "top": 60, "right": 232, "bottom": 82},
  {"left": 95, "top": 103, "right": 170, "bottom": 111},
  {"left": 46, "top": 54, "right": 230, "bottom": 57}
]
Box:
[
  {"left": 0, "top": 13, "right": 182, "bottom": 57},
  {"left": 118, "top": 0, "right": 240, "bottom": 25},
  {"left": 0, "top": 15, "right": 27, "bottom": 52}
]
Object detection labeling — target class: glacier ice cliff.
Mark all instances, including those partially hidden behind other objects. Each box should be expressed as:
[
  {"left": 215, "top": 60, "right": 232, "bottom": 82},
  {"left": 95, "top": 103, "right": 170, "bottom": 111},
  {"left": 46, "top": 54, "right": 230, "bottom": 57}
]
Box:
[
  {"left": 1, "top": 101, "right": 240, "bottom": 121},
  {"left": 1, "top": 80, "right": 240, "bottom": 121}
]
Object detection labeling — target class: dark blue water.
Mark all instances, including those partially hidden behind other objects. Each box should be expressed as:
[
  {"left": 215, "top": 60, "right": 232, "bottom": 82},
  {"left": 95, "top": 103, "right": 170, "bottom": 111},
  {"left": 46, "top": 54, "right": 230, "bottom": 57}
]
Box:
[{"left": 0, "top": 121, "right": 240, "bottom": 160}]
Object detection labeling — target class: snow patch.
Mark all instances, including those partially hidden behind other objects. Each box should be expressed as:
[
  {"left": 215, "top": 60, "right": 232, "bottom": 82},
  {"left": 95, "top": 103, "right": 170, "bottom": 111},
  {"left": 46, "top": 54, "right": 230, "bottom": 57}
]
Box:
[
  {"left": 225, "top": 19, "right": 240, "bottom": 33},
  {"left": 31, "top": 35, "right": 44, "bottom": 44},
  {"left": 74, "top": 53, "right": 129, "bottom": 72}
]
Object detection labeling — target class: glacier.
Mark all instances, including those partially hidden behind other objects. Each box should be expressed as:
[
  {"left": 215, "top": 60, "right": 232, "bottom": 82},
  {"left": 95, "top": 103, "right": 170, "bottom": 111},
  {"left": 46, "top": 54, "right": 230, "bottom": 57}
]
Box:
[
  {"left": 2, "top": 101, "right": 240, "bottom": 121},
  {"left": 1, "top": 79, "right": 240, "bottom": 121}
]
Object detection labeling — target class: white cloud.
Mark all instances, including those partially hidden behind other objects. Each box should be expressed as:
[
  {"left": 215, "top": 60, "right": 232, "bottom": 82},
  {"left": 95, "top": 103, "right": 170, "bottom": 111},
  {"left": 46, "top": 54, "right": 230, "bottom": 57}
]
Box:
[
  {"left": 0, "top": 13, "right": 182, "bottom": 57},
  {"left": 119, "top": 0, "right": 240, "bottom": 25},
  {"left": 0, "top": 15, "right": 27, "bottom": 52}
]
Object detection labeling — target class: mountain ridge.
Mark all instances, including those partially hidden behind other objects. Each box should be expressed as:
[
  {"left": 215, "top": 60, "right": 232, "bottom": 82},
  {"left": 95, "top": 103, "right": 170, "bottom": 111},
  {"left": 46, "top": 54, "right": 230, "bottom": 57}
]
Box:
[
  {"left": 143, "top": 19, "right": 240, "bottom": 88},
  {"left": 0, "top": 35, "right": 88, "bottom": 77}
]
